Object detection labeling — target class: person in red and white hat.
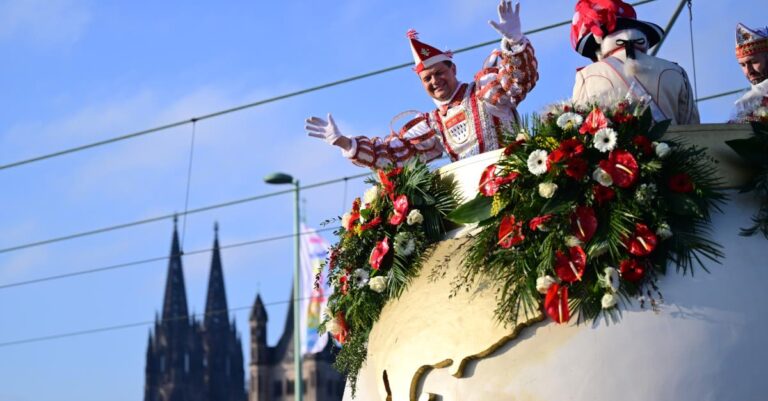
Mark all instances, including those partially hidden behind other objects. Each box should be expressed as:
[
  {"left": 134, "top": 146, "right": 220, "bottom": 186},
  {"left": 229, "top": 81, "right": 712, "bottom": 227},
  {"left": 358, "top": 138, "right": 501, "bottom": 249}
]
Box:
[
  {"left": 306, "top": 1, "right": 538, "bottom": 168},
  {"left": 570, "top": 0, "right": 699, "bottom": 125},
  {"left": 733, "top": 23, "right": 768, "bottom": 118}
]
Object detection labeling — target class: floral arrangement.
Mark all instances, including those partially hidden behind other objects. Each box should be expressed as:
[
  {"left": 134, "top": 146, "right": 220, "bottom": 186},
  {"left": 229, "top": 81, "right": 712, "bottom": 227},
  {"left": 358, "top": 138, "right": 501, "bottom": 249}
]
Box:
[
  {"left": 733, "top": 96, "right": 768, "bottom": 124},
  {"left": 320, "top": 160, "right": 458, "bottom": 393},
  {"left": 449, "top": 100, "right": 726, "bottom": 325},
  {"left": 726, "top": 121, "right": 768, "bottom": 238}
]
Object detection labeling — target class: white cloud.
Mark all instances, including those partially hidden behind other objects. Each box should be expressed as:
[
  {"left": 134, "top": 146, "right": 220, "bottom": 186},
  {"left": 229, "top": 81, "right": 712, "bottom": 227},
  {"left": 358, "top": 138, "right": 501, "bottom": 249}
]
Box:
[{"left": 0, "top": 0, "right": 91, "bottom": 47}]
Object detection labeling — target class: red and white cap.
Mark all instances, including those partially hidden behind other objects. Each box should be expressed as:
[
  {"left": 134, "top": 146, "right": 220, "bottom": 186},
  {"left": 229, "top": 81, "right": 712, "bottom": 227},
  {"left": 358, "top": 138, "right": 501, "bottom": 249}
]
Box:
[
  {"left": 570, "top": 0, "right": 663, "bottom": 61},
  {"left": 736, "top": 23, "right": 768, "bottom": 59},
  {"left": 407, "top": 29, "right": 452, "bottom": 73}
]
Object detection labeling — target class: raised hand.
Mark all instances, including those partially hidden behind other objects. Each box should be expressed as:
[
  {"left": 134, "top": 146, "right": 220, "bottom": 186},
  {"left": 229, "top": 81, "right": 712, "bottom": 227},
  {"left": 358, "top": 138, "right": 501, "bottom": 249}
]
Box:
[
  {"left": 306, "top": 113, "right": 350, "bottom": 149},
  {"left": 489, "top": 1, "right": 522, "bottom": 42}
]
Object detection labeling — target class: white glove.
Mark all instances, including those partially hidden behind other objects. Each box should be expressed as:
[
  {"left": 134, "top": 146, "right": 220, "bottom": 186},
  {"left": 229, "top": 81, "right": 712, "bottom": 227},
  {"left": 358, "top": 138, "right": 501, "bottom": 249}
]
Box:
[
  {"left": 489, "top": 1, "right": 523, "bottom": 42},
  {"left": 306, "top": 113, "right": 347, "bottom": 147}
]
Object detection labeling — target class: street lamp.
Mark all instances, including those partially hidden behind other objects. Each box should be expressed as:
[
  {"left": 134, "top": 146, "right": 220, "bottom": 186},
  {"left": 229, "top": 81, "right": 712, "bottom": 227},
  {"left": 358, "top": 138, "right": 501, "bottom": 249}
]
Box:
[{"left": 264, "top": 172, "right": 303, "bottom": 401}]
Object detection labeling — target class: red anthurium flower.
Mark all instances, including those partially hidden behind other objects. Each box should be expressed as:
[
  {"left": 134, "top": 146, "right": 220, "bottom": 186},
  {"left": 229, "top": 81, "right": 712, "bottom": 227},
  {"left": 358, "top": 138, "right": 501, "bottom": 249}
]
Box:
[
  {"left": 360, "top": 216, "right": 382, "bottom": 231},
  {"left": 333, "top": 312, "right": 349, "bottom": 344},
  {"left": 559, "top": 138, "right": 585, "bottom": 157},
  {"left": 668, "top": 173, "right": 694, "bottom": 193},
  {"left": 548, "top": 149, "right": 567, "bottom": 165},
  {"left": 339, "top": 274, "right": 350, "bottom": 295},
  {"left": 571, "top": 206, "right": 597, "bottom": 243},
  {"left": 625, "top": 223, "right": 657, "bottom": 256},
  {"left": 344, "top": 198, "right": 361, "bottom": 230},
  {"left": 369, "top": 237, "right": 390, "bottom": 270},
  {"left": 579, "top": 107, "right": 609, "bottom": 135},
  {"left": 378, "top": 170, "right": 396, "bottom": 199},
  {"left": 529, "top": 214, "right": 553, "bottom": 231},
  {"left": 479, "top": 164, "right": 501, "bottom": 196},
  {"left": 387, "top": 168, "right": 403, "bottom": 177},
  {"left": 593, "top": 185, "right": 616, "bottom": 205},
  {"left": 565, "top": 158, "right": 588, "bottom": 180},
  {"left": 633, "top": 135, "right": 653, "bottom": 156},
  {"left": 599, "top": 150, "right": 639, "bottom": 188},
  {"left": 498, "top": 215, "right": 525, "bottom": 248},
  {"left": 388, "top": 194, "right": 410, "bottom": 225},
  {"left": 544, "top": 284, "right": 570, "bottom": 324},
  {"left": 619, "top": 258, "right": 646, "bottom": 282},
  {"left": 503, "top": 140, "right": 525, "bottom": 155},
  {"left": 479, "top": 165, "right": 519, "bottom": 196},
  {"left": 554, "top": 246, "right": 586, "bottom": 283}
]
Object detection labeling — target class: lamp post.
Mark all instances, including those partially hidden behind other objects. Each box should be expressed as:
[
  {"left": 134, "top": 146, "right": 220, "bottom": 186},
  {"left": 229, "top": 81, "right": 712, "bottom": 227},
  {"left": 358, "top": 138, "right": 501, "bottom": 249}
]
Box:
[{"left": 264, "top": 172, "right": 302, "bottom": 401}]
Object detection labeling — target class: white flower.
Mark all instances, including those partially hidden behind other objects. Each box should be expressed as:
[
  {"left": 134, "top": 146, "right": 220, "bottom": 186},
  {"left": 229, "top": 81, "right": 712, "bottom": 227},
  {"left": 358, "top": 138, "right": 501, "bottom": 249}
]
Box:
[
  {"left": 341, "top": 212, "right": 351, "bottom": 229},
  {"left": 536, "top": 275, "right": 557, "bottom": 294},
  {"left": 363, "top": 186, "right": 379, "bottom": 205},
  {"left": 368, "top": 276, "right": 387, "bottom": 293},
  {"left": 527, "top": 149, "right": 549, "bottom": 176},
  {"left": 326, "top": 315, "right": 342, "bottom": 336},
  {"left": 592, "top": 168, "right": 613, "bottom": 187},
  {"left": 601, "top": 292, "right": 618, "bottom": 309},
  {"left": 654, "top": 142, "right": 671, "bottom": 159},
  {"left": 406, "top": 209, "right": 424, "bottom": 225},
  {"left": 352, "top": 269, "right": 369, "bottom": 289},
  {"left": 593, "top": 127, "right": 618, "bottom": 153},
  {"left": 394, "top": 232, "right": 416, "bottom": 256},
  {"left": 602, "top": 267, "right": 620, "bottom": 292},
  {"left": 516, "top": 129, "right": 530, "bottom": 141},
  {"left": 565, "top": 236, "right": 583, "bottom": 248},
  {"left": 656, "top": 223, "right": 673, "bottom": 240},
  {"left": 538, "top": 182, "right": 558, "bottom": 198},
  {"left": 556, "top": 112, "right": 584, "bottom": 130}
]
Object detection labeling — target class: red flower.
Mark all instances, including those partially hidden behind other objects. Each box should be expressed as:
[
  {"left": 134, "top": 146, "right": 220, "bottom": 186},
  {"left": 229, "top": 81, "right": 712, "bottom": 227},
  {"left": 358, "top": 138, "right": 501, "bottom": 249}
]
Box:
[
  {"left": 625, "top": 223, "right": 657, "bottom": 256},
  {"left": 378, "top": 170, "right": 396, "bottom": 199},
  {"left": 339, "top": 274, "right": 350, "bottom": 295},
  {"left": 333, "top": 312, "right": 349, "bottom": 344},
  {"left": 593, "top": 185, "right": 616, "bottom": 205},
  {"left": 389, "top": 195, "right": 409, "bottom": 225},
  {"left": 579, "top": 107, "right": 609, "bottom": 135},
  {"left": 369, "top": 237, "right": 390, "bottom": 270},
  {"left": 559, "top": 138, "right": 585, "bottom": 157},
  {"left": 633, "top": 135, "right": 653, "bottom": 156},
  {"left": 565, "top": 158, "right": 588, "bottom": 180},
  {"left": 599, "top": 150, "right": 639, "bottom": 188},
  {"left": 571, "top": 206, "right": 597, "bottom": 243},
  {"left": 529, "top": 214, "right": 553, "bottom": 231},
  {"left": 503, "top": 140, "right": 525, "bottom": 155},
  {"left": 619, "top": 259, "right": 646, "bottom": 282},
  {"left": 554, "top": 246, "right": 586, "bottom": 283},
  {"left": 344, "top": 198, "right": 361, "bottom": 230},
  {"left": 479, "top": 165, "right": 519, "bottom": 196},
  {"left": 544, "top": 284, "right": 570, "bottom": 324},
  {"left": 328, "top": 249, "right": 338, "bottom": 269},
  {"left": 548, "top": 149, "right": 567, "bottom": 165},
  {"left": 668, "top": 173, "right": 694, "bottom": 193},
  {"left": 360, "top": 216, "right": 382, "bottom": 231},
  {"left": 498, "top": 215, "right": 525, "bottom": 248}
]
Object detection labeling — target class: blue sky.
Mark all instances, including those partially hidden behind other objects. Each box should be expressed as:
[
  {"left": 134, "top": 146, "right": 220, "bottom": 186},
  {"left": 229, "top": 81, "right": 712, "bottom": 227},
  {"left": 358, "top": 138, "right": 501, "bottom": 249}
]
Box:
[{"left": 0, "top": 1, "right": 764, "bottom": 400}]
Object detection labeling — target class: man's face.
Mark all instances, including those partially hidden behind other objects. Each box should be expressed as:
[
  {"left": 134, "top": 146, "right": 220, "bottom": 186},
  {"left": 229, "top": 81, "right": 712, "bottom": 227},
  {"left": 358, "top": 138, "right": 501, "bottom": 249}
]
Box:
[
  {"left": 418, "top": 62, "right": 459, "bottom": 101},
  {"left": 738, "top": 52, "right": 768, "bottom": 85}
]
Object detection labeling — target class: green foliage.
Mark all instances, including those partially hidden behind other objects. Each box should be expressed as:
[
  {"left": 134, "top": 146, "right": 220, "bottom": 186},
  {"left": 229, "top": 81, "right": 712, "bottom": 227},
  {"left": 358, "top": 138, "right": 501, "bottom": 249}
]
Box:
[
  {"left": 461, "top": 101, "right": 725, "bottom": 326},
  {"left": 321, "top": 159, "right": 458, "bottom": 392},
  {"left": 726, "top": 122, "right": 768, "bottom": 238}
]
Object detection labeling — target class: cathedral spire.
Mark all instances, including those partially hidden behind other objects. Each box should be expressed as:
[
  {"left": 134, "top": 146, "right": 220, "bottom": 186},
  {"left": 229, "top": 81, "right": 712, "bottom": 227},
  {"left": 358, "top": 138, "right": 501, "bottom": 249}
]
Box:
[
  {"left": 204, "top": 222, "right": 229, "bottom": 331},
  {"left": 161, "top": 216, "right": 190, "bottom": 325}
]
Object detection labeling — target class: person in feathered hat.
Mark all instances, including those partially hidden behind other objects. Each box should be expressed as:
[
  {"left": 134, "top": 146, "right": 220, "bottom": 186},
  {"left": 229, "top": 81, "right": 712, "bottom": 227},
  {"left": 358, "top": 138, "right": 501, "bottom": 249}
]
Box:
[
  {"left": 570, "top": 0, "right": 699, "bottom": 125},
  {"left": 733, "top": 23, "right": 768, "bottom": 119},
  {"left": 306, "top": 1, "right": 538, "bottom": 168}
]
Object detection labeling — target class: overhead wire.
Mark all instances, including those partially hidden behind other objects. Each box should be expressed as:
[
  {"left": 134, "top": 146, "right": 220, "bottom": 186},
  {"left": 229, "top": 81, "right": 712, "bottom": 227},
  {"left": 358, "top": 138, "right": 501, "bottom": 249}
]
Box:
[
  {"left": 0, "top": 227, "right": 338, "bottom": 291},
  {"left": 0, "top": 0, "right": 660, "bottom": 174},
  {"left": 0, "top": 297, "right": 310, "bottom": 348}
]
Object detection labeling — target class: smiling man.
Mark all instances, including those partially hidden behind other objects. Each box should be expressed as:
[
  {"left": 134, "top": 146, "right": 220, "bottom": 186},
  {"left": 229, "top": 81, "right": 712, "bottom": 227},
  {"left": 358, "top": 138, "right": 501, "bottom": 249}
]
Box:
[
  {"left": 306, "top": 1, "right": 538, "bottom": 168},
  {"left": 733, "top": 23, "right": 768, "bottom": 119}
]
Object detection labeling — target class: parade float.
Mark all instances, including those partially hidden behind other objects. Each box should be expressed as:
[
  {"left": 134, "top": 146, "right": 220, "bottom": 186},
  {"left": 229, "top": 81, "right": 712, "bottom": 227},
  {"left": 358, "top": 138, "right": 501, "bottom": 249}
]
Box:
[{"left": 321, "top": 101, "right": 768, "bottom": 401}]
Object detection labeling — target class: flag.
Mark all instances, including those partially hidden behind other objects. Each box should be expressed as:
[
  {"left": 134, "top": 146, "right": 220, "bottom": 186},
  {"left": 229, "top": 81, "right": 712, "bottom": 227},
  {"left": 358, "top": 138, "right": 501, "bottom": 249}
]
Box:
[{"left": 299, "top": 223, "right": 333, "bottom": 354}]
